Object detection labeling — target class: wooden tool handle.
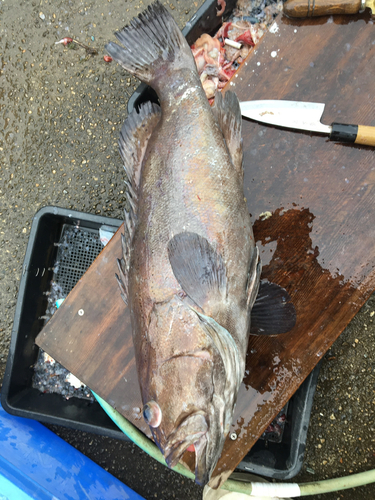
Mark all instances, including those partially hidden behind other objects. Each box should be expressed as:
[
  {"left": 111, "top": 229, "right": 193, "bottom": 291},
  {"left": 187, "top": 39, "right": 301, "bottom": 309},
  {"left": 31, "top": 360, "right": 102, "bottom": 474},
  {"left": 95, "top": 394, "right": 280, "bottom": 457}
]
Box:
[
  {"left": 354, "top": 125, "right": 375, "bottom": 146},
  {"left": 330, "top": 123, "right": 375, "bottom": 146},
  {"left": 283, "top": 0, "right": 363, "bottom": 17}
]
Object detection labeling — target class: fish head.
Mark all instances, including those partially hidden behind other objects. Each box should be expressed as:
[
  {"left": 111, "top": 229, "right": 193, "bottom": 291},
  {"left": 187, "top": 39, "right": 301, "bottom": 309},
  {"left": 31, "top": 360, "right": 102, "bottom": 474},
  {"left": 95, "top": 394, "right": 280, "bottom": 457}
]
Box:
[{"left": 139, "top": 296, "right": 244, "bottom": 485}]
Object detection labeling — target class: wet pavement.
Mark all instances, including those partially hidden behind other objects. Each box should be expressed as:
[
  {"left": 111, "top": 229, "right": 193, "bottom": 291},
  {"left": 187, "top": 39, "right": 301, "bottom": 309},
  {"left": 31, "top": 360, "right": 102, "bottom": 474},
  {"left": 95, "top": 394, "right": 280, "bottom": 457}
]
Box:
[{"left": 0, "top": 1, "right": 374, "bottom": 499}]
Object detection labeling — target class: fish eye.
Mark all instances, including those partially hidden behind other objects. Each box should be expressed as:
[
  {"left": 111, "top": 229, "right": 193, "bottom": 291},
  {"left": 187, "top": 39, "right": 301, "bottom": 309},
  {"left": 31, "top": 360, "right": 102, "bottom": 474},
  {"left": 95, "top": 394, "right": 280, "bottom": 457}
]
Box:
[{"left": 142, "top": 400, "right": 162, "bottom": 428}]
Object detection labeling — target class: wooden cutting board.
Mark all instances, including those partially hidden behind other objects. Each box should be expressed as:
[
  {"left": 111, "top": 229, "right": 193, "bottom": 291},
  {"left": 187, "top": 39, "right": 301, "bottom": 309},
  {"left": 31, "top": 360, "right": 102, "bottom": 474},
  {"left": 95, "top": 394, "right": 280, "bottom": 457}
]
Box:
[{"left": 36, "top": 12, "right": 375, "bottom": 489}]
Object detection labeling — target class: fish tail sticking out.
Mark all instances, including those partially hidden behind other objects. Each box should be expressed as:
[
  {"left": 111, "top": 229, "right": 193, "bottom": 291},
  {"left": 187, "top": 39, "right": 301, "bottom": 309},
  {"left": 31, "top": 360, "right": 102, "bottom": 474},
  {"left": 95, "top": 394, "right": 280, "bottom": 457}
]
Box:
[
  {"left": 115, "top": 101, "right": 161, "bottom": 304},
  {"left": 105, "top": 0, "right": 197, "bottom": 85}
]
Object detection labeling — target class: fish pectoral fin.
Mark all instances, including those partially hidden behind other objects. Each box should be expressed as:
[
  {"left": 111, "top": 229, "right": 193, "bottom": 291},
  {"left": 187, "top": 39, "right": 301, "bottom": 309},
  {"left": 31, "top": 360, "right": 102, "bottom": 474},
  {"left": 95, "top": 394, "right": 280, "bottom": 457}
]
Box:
[
  {"left": 250, "top": 280, "right": 297, "bottom": 335},
  {"left": 167, "top": 232, "right": 227, "bottom": 312},
  {"left": 211, "top": 91, "right": 243, "bottom": 178},
  {"left": 119, "top": 101, "right": 161, "bottom": 192}
]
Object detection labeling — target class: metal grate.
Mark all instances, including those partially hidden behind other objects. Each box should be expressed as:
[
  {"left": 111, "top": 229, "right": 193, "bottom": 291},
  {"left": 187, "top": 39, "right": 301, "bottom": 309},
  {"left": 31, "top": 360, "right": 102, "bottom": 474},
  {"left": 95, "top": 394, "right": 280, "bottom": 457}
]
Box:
[{"left": 54, "top": 224, "right": 103, "bottom": 295}]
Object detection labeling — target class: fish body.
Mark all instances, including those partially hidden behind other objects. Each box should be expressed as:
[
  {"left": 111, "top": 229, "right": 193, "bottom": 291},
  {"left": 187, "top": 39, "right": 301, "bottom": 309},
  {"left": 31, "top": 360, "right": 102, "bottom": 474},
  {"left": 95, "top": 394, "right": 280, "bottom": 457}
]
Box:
[{"left": 106, "top": 1, "right": 295, "bottom": 486}]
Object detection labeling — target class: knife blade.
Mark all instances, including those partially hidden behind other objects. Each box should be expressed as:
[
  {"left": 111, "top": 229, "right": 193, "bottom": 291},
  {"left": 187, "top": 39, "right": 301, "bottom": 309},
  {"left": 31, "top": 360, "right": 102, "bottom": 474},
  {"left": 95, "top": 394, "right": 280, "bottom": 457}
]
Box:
[
  {"left": 283, "top": 0, "right": 375, "bottom": 18},
  {"left": 240, "top": 100, "right": 375, "bottom": 146}
]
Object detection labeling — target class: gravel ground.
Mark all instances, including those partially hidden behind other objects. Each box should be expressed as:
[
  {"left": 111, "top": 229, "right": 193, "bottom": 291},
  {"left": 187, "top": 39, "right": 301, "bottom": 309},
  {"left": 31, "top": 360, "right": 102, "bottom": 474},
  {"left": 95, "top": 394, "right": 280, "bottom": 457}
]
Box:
[{"left": 1, "top": 1, "right": 374, "bottom": 499}]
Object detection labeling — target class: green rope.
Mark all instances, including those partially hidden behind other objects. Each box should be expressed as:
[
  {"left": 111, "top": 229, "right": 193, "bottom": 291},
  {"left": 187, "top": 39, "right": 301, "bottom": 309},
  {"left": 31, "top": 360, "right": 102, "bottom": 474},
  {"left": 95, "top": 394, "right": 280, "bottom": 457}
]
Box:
[
  {"left": 221, "top": 469, "right": 375, "bottom": 496},
  {"left": 92, "top": 391, "right": 375, "bottom": 497},
  {"left": 92, "top": 391, "right": 195, "bottom": 481}
]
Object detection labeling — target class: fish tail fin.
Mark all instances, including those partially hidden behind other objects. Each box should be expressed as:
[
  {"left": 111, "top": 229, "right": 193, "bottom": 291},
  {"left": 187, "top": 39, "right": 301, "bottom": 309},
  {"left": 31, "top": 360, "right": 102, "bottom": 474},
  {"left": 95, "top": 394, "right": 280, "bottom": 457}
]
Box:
[{"left": 105, "top": 1, "right": 196, "bottom": 84}]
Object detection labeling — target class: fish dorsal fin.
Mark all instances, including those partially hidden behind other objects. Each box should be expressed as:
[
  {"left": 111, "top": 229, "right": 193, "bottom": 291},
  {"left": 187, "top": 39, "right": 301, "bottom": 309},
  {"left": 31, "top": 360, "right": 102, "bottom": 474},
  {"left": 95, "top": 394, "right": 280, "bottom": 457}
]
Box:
[
  {"left": 167, "top": 232, "right": 227, "bottom": 312},
  {"left": 250, "top": 280, "right": 297, "bottom": 335},
  {"left": 116, "top": 101, "right": 160, "bottom": 305},
  {"left": 211, "top": 91, "right": 243, "bottom": 177},
  {"left": 119, "top": 101, "right": 161, "bottom": 191},
  {"left": 115, "top": 212, "right": 135, "bottom": 305}
]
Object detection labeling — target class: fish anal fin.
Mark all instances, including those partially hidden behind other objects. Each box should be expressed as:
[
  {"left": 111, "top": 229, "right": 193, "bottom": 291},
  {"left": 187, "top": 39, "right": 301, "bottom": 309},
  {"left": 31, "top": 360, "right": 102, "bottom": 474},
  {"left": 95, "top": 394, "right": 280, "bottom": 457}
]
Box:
[
  {"left": 212, "top": 91, "right": 243, "bottom": 177},
  {"left": 167, "top": 232, "right": 226, "bottom": 312},
  {"left": 119, "top": 101, "right": 161, "bottom": 191},
  {"left": 250, "top": 280, "right": 297, "bottom": 335}
]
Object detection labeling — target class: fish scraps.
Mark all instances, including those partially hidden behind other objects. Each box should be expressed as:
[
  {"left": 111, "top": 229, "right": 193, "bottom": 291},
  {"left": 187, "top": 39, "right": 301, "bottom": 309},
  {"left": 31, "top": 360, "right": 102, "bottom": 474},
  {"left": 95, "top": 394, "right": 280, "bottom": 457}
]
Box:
[
  {"left": 55, "top": 1, "right": 283, "bottom": 86},
  {"left": 191, "top": 0, "right": 284, "bottom": 102}
]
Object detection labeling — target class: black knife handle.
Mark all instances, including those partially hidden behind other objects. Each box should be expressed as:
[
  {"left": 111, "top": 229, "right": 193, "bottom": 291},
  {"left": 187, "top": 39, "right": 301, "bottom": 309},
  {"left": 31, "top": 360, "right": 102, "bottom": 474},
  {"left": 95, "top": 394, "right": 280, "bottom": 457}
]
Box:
[
  {"left": 330, "top": 123, "right": 375, "bottom": 146},
  {"left": 330, "top": 123, "right": 358, "bottom": 142}
]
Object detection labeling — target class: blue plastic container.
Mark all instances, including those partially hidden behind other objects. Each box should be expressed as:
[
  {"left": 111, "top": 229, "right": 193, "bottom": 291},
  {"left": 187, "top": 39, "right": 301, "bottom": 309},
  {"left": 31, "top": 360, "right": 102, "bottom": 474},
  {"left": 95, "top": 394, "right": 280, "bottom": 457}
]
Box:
[{"left": 0, "top": 396, "right": 144, "bottom": 500}]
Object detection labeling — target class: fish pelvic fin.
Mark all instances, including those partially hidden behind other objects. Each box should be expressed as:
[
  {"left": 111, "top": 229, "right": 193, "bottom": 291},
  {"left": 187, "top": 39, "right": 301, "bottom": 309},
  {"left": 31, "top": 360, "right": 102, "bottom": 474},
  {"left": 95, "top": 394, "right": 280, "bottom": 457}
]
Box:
[
  {"left": 211, "top": 91, "right": 243, "bottom": 178},
  {"left": 250, "top": 280, "right": 297, "bottom": 335},
  {"left": 105, "top": 1, "right": 196, "bottom": 85},
  {"left": 119, "top": 101, "right": 161, "bottom": 191},
  {"left": 167, "top": 232, "right": 227, "bottom": 313}
]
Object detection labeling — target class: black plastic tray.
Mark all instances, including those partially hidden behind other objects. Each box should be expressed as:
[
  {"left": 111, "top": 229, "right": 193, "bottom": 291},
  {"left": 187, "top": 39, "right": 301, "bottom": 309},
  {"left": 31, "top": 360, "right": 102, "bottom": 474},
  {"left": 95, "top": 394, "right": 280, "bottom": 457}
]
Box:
[
  {"left": 236, "top": 363, "right": 321, "bottom": 479},
  {"left": 1, "top": 205, "right": 320, "bottom": 479},
  {"left": 1, "top": 206, "right": 127, "bottom": 440}
]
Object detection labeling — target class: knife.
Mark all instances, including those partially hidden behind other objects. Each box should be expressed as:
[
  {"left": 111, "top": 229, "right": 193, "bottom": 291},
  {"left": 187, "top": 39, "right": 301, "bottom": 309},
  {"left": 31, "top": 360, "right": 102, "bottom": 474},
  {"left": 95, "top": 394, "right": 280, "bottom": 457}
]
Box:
[
  {"left": 283, "top": 0, "right": 374, "bottom": 18},
  {"left": 240, "top": 100, "right": 375, "bottom": 146}
]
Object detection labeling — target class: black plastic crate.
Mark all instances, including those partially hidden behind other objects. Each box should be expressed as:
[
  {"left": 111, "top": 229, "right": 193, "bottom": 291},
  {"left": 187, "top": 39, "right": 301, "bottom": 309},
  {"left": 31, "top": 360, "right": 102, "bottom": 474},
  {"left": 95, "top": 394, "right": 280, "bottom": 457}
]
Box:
[
  {"left": 1, "top": 205, "right": 320, "bottom": 479},
  {"left": 1, "top": 206, "right": 127, "bottom": 440},
  {"left": 236, "top": 363, "right": 321, "bottom": 479}
]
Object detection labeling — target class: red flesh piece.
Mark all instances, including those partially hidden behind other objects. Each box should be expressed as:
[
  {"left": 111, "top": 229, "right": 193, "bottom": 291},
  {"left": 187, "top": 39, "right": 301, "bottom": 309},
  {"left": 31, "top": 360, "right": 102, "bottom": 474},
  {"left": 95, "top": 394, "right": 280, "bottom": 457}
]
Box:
[
  {"left": 223, "top": 68, "right": 236, "bottom": 79},
  {"left": 235, "top": 30, "right": 255, "bottom": 46}
]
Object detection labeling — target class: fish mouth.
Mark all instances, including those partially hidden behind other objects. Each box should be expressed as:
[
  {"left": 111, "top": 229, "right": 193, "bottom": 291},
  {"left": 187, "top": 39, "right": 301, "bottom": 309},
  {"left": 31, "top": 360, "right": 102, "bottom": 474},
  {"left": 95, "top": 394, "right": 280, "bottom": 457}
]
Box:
[{"left": 164, "top": 411, "right": 211, "bottom": 485}]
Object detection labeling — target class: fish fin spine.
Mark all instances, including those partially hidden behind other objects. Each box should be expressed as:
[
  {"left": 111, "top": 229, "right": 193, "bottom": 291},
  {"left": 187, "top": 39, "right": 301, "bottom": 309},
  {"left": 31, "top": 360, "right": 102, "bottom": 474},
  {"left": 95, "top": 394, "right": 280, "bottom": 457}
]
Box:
[
  {"left": 116, "top": 258, "right": 128, "bottom": 305},
  {"left": 116, "top": 206, "right": 137, "bottom": 304},
  {"left": 105, "top": 1, "right": 196, "bottom": 84}
]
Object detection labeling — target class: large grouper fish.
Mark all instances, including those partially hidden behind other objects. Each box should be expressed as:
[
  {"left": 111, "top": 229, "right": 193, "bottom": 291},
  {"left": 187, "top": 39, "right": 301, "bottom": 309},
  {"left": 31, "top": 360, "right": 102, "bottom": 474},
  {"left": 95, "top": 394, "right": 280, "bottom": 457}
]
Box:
[{"left": 106, "top": 0, "right": 295, "bottom": 487}]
